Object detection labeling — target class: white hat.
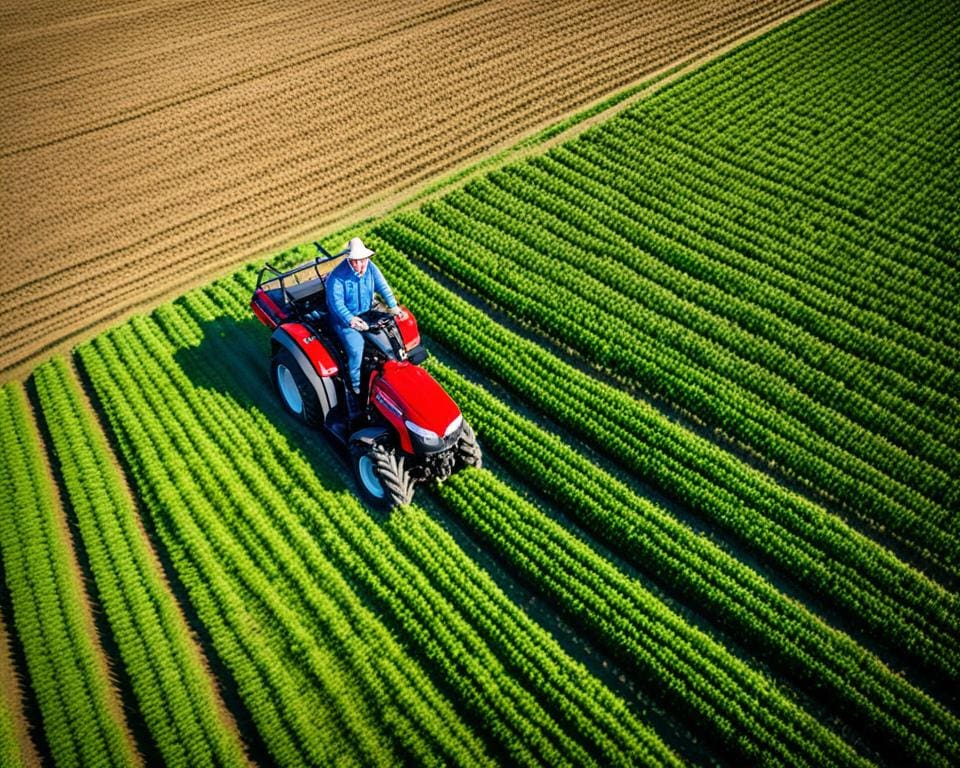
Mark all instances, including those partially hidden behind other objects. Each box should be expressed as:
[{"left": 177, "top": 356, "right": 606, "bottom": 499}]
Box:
[{"left": 343, "top": 237, "right": 374, "bottom": 261}]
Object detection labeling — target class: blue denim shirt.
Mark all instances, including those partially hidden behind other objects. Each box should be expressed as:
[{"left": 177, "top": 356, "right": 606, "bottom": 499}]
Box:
[{"left": 326, "top": 259, "right": 397, "bottom": 328}]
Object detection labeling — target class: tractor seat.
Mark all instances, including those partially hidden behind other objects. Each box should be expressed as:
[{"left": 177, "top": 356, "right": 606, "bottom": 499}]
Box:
[{"left": 285, "top": 277, "right": 325, "bottom": 302}]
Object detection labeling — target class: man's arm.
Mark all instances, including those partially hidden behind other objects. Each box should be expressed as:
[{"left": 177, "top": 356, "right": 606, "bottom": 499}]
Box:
[
  {"left": 370, "top": 262, "right": 397, "bottom": 309},
  {"left": 328, "top": 275, "right": 355, "bottom": 326}
]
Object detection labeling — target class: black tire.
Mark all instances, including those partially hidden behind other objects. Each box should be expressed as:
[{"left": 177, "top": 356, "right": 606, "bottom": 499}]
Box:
[
  {"left": 351, "top": 441, "right": 416, "bottom": 509},
  {"left": 456, "top": 421, "right": 482, "bottom": 469},
  {"left": 271, "top": 348, "right": 322, "bottom": 427}
]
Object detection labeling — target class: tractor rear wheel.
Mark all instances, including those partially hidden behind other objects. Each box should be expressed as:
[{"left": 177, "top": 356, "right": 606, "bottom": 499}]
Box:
[
  {"left": 456, "top": 421, "right": 482, "bottom": 469},
  {"left": 272, "top": 348, "right": 321, "bottom": 427},
  {"left": 351, "top": 441, "right": 416, "bottom": 509}
]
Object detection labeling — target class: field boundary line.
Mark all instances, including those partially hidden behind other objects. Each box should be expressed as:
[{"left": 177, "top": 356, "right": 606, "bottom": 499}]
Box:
[
  {"left": 308, "top": 0, "right": 834, "bottom": 236},
  {"left": 0, "top": 0, "right": 829, "bottom": 385}
]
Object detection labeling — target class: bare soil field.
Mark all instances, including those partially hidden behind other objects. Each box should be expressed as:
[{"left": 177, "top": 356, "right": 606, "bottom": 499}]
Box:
[{"left": 0, "top": 0, "right": 818, "bottom": 379}]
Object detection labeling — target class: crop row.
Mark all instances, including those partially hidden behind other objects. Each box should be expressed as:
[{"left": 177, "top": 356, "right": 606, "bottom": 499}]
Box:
[
  {"left": 649, "top": 0, "right": 960, "bottom": 295},
  {"left": 216, "top": 269, "right": 866, "bottom": 765},
  {"left": 81, "top": 335, "right": 349, "bottom": 766},
  {"left": 81, "top": 317, "right": 486, "bottom": 767},
  {"left": 436, "top": 466, "right": 872, "bottom": 767},
  {"left": 365, "top": 233, "right": 960, "bottom": 680},
  {"left": 0, "top": 382, "right": 137, "bottom": 767},
  {"left": 379, "top": 210, "right": 959, "bottom": 574},
  {"left": 426, "top": 358, "right": 960, "bottom": 766},
  {"left": 580, "top": 117, "right": 960, "bottom": 363},
  {"left": 81, "top": 285, "right": 678, "bottom": 767},
  {"left": 380, "top": 505, "right": 680, "bottom": 767},
  {"left": 591, "top": 0, "right": 960, "bottom": 359},
  {"left": 431, "top": 0, "right": 960, "bottom": 416},
  {"left": 170, "top": 283, "right": 686, "bottom": 765},
  {"left": 441, "top": 154, "right": 960, "bottom": 516},
  {"left": 201, "top": 268, "right": 684, "bottom": 766},
  {"left": 32, "top": 358, "right": 250, "bottom": 768},
  {"left": 0, "top": 605, "right": 38, "bottom": 768},
  {"left": 477, "top": 152, "right": 960, "bottom": 474}
]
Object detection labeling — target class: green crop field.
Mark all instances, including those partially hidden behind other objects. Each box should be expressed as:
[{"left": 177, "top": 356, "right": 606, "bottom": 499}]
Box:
[{"left": 2, "top": 0, "right": 958, "bottom": 765}]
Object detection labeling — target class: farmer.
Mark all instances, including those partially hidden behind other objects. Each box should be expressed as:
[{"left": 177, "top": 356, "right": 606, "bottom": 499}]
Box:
[{"left": 326, "top": 237, "right": 407, "bottom": 410}]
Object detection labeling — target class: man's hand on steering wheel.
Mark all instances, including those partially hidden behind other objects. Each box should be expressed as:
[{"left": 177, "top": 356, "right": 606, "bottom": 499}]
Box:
[{"left": 350, "top": 316, "right": 369, "bottom": 332}]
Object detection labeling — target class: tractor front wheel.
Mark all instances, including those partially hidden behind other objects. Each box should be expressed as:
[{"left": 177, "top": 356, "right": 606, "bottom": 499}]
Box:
[
  {"left": 351, "top": 441, "right": 416, "bottom": 509},
  {"left": 455, "top": 421, "right": 482, "bottom": 469}
]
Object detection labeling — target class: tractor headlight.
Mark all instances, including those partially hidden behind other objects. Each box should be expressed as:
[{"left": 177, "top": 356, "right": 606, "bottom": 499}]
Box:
[
  {"left": 444, "top": 414, "right": 463, "bottom": 438},
  {"left": 405, "top": 420, "right": 442, "bottom": 448}
]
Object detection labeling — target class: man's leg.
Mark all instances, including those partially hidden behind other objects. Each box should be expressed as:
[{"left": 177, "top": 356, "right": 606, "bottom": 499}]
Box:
[{"left": 336, "top": 326, "right": 364, "bottom": 418}]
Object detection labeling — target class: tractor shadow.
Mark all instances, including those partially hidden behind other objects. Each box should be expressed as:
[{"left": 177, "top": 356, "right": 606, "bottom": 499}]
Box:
[{"left": 171, "top": 308, "right": 361, "bottom": 502}]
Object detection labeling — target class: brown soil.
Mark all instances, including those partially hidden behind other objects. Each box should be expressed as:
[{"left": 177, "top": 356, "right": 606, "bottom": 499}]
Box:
[{"left": 0, "top": 0, "right": 822, "bottom": 381}]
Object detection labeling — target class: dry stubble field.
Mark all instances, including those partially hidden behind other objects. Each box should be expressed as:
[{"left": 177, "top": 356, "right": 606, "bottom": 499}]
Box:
[{"left": 0, "top": 0, "right": 820, "bottom": 380}]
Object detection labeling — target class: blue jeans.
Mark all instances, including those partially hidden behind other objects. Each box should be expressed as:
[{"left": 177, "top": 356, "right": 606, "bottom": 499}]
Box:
[{"left": 335, "top": 324, "right": 364, "bottom": 392}]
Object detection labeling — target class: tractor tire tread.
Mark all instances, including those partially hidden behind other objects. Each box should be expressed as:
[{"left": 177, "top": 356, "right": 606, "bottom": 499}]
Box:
[
  {"left": 456, "top": 421, "right": 482, "bottom": 469},
  {"left": 371, "top": 444, "right": 416, "bottom": 507}
]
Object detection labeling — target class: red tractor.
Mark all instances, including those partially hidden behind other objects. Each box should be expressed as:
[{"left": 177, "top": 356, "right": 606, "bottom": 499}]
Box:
[{"left": 251, "top": 243, "right": 481, "bottom": 508}]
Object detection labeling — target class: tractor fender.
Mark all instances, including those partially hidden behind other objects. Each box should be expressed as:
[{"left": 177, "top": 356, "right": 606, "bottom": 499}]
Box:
[
  {"left": 274, "top": 323, "right": 339, "bottom": 376},
  {"left": 272, "top": 326, "right": 339, "bottom": 417},
  {"left": 349, "top": 426, "right": 391, "bottom": 448}
]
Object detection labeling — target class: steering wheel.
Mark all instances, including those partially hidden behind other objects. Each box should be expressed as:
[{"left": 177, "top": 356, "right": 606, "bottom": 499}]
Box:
[{"left": 358, "top": 309, "right": 390, "bottom": 330}]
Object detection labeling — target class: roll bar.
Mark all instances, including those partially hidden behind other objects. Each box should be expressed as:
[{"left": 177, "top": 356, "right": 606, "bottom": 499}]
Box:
[{"left": 255, "top": 241, "right": 341, "bottom": 304}]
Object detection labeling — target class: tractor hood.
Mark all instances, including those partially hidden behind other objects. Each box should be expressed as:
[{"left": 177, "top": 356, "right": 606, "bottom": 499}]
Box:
[{"left": 373, "top": 361, "right": 462, "bottom": 451}]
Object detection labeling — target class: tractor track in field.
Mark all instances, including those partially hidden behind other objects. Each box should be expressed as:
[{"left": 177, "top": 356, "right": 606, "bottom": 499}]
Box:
[{"left": 0, "top": 0, "right": 827, "bottom": 383}]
